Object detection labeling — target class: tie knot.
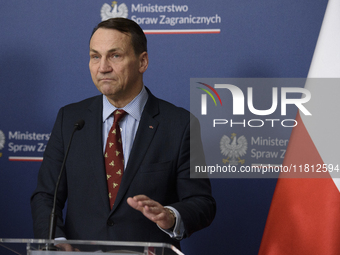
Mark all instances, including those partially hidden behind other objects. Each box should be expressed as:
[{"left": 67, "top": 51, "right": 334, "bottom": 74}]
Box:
[{"left": 113, "top": 109, "right": 126, "bottom": 123}]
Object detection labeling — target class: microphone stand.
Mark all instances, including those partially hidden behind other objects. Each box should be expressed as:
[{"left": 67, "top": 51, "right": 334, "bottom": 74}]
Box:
[{"left": 43, "top": 120, "right": 85, "bottom": 251}]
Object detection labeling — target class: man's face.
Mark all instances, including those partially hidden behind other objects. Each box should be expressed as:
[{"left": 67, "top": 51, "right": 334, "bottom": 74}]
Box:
[{"left": 89, "top": 28, "right": 148, "bottom": 107}]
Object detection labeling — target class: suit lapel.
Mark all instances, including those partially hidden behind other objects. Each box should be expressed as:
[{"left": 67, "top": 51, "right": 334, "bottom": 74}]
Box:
[
  {"left": 111, "top": 90, "right": 160, "bottom": 212},
  {"left": 84, "top": 96, "right": 111, "bottom": 210}
]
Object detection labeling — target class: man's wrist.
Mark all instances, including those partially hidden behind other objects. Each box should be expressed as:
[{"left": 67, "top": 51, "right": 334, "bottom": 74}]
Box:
[
  {"left": 165, "top": 207, "right": 176, "bottom": 230},
  {"left": 159, "top": 206, "right": 184, "bottom": 240}
]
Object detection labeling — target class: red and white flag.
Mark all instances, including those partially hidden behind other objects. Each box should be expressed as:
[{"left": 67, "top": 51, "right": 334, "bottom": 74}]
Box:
[{"left": 259, "top": 0, "right": 340, "bottom": 254}]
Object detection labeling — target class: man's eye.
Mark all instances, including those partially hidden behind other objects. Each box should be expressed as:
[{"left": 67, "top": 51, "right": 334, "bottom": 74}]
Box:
[{"left": 111, "top": 54, "right": 120, "bottom": 59}]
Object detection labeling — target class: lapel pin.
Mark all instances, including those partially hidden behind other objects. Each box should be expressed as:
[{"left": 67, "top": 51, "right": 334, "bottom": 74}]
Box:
[{"left": 149, "top": 125, "right": 154, "bottom": 129}]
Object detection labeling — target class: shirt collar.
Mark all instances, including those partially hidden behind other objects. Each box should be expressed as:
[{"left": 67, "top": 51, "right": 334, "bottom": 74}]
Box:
[{"left": 102, "top": 86, "right": 149, "bottom": 122}]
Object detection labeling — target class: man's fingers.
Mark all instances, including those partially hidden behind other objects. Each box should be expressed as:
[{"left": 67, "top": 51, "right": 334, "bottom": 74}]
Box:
[
  {"left": 55, "top": 243, "right": 75, "bottom": 251},
  {"left": 127, "top": 195, "right": 174, "bottom": 229},
  {"left": 137, "top": 199, "right": 158, "bottom": 208},
  {"left": 127, "top": 196, "right": 155, "bottom": 213},
  {"left": 128, "top": 195, "right": 159, "bottom": 209},
  {"left": 131, "top": 194, "right": 150, "bottom": 202},
  {"left": 126, "top": 197, "right": 138, "bottom": 209}
]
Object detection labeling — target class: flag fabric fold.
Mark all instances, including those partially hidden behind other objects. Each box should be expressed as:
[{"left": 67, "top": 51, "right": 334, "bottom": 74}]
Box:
[{"left": 259, "top": 113, "right": 340, "bottom": 254}]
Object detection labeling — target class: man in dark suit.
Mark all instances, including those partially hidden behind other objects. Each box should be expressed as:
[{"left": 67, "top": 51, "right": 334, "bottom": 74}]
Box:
[{"left": 31, "top": 18, "right": 215, "bottom": 251}]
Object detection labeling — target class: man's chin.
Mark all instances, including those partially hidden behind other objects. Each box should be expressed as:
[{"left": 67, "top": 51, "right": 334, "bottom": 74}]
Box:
[
  {"left": 101, "top": 89, "right": 121, "bottom": 101},
  {"left": 97, "top": 84, "right": 119, "bottom": 95}
]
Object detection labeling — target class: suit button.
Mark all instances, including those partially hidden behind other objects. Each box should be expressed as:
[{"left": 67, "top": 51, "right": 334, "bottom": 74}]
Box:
[{"left": 107, "top": 220, "right": 114, "bottom": 226}]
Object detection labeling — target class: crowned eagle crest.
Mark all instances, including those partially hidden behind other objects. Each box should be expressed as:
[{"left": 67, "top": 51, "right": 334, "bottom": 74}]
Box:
[
  {"left": 101, "top": 1, "right": 128, "bottom": 21},
  {"left": 0, "top": 130, "right": 5, "bottom": 150},
  {"left": 220, "top": 133, "right": 247, "bottom": 165}
]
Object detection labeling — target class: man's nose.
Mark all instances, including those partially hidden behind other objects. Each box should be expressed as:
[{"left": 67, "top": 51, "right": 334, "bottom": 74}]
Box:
[{"left": 99, "top": 59, "right": 112, "bottom": 73}]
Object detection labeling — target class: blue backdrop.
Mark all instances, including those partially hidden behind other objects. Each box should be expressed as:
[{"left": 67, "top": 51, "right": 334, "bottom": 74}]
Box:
[{"left": 0, "top": 1, "right": 327, "bottom": 254}]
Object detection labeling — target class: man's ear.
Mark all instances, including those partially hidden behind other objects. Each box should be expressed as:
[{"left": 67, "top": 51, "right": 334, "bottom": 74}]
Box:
[{"left": 139, "top": 52, "right": 149, "bottom": 73}]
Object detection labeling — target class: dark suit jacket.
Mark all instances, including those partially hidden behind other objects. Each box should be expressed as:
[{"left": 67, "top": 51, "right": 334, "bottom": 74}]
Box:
[{"left": 31, "top": 89, "right": 216, "bottom": 249}]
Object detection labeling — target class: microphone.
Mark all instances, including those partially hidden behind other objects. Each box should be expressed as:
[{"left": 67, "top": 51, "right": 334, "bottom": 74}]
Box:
[
  {"left": 45, "top": 119, "right": 85, "bottom": 250},
  {"left": 74, "top": 119, "right": 85, "bottom": 130}
]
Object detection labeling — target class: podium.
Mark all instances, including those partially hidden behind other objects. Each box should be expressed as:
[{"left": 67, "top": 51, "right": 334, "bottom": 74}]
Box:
[{"left": 0, "top": 238, "right": 184, "bottom": 255}]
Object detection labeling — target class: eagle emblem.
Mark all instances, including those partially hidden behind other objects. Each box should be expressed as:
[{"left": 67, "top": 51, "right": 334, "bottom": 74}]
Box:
[
  {"left": 220, "top": 133, "right": 247, "bottom": 165},
  {"left": 101, "top": 1, "right": 128, "bottom": 21},
  {"left": 0, "top": 130, "right": 5, "bottom": 150}
]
